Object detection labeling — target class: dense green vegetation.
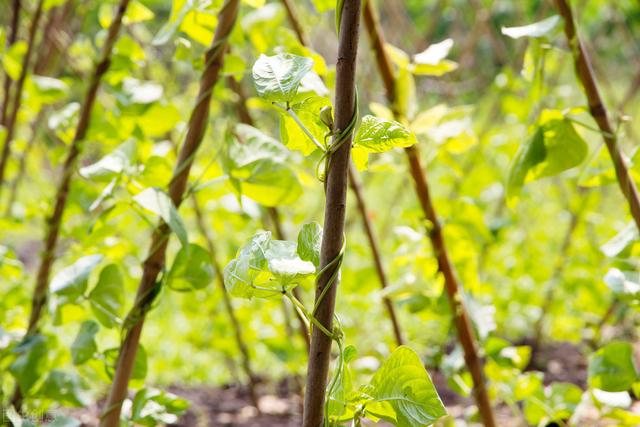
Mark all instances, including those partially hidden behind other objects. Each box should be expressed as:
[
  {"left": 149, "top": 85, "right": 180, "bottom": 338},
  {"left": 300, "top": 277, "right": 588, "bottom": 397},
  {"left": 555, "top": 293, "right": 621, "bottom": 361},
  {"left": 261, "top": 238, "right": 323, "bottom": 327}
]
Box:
[{"left": 1, "top": 0, "right": 640, "bottom": 426}]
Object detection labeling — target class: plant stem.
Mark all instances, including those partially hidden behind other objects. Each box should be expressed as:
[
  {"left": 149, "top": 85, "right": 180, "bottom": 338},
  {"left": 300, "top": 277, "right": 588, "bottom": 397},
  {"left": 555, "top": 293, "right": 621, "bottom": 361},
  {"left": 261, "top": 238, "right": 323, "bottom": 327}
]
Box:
[
  {"left": 302, "top": 1, "right": 362, "bottom": 426},
  {"left": 362, "top": 2, "right": 497, "bottom": 426},
  {"left": 10, "top": 0, "right": 131, "bottom": 411},
  {"left": 554, "top": 0, "right": 640, "bottom": 232},
  {"left": 0, "top": 0, "right": 21, "bottom": 126},
  {"left": 192, "top": 195, "right": 260, "bottom": 410},
  {"left": 279, "top": 0, "right": 404, "bottom": 349},
  {"left": 0, "top": 0, "right": 44, "bottom": 201},
  {"left": 99, "top": 2, "right": 239, "bottom": 425},
  {"left": 348, "top": 163, "right": 404, "bottom": 346},
  {"left": 226, "top": 75, "right": 311, "bottom": 352}
]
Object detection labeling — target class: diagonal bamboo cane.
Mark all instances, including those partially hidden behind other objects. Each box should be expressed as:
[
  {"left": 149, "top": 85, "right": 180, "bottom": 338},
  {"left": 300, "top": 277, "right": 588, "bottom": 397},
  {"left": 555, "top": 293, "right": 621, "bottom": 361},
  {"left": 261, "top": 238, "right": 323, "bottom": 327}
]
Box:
[
  {"left": 554, "top": 0, "right": 640, "bottom": 233},
  {"left": 99, "top": 1, "right": 239, "bottom": 425},
  {"left": 362, "top": 2, "right": 496, "bottom": 426}
]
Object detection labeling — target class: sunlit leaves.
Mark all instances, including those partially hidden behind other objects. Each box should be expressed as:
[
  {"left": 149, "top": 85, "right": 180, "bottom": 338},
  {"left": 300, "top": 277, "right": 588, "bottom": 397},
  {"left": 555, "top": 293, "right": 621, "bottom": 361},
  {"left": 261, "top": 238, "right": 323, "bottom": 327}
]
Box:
[
  {"left": 351, "top": 116, "right": 417, "bottom": 170},
  {"left": 131, "top": 388, "right": 190, "bottom": 425},
  {"left": 524, "top": 382, "right": 582, "bottom": 425},
  {"left": 502, "top": 15, "right": 561, "bottom": 39},
  {"left": 411, "top": 39, "right": 458, "bottom": 76},
  {"left": 28, "top": 76, "right": 69, "bottom": 105},
  {"left": 252, "top": 53, "right": 314, "bottom": 103},
  {"left": 508, "top": 109, "right": 588, "bottom": 198},
  {"left": 71, "top": 320, "right": 99, "bottom": 365},
  {"left": 280, "top": 96, "right": 331, "bottom": 155},
  {"left": 365, "top": 346, "right": 447, "bottom": 426},
  {"left": 50, "top": 255, "right": 104, "bottom": 299},
  {"left": 88, "top": 264, "right": 124, "bottom": 328},
  {"left": 224, "top": 231, "right": 315, "bottom": 299},
  {"left": 122, "top": 78, "right": 163, "bottom": 104},
  {"left": 354, "top": 116, "right": 417, "bottom": 153},
  {"left": 166, "top": 244, "right": 214, "bottom": 291},
  {"left": 225, "top": 124, "right": 302, "bottom": 206},
  {"left": 600, "top": 222, "right": 638, "bottom": 258},
  {"left": 297, "top": 222, "right": 322, "bottom": 267},
  {"left": 2, "top": 40, "right": 27, "bottom": 80},
  {"left": 589, "top": 342, "right": 639, "bottom": 392},
  {"left": 133, "top": 188, "right": 188, "bottom": 248}
]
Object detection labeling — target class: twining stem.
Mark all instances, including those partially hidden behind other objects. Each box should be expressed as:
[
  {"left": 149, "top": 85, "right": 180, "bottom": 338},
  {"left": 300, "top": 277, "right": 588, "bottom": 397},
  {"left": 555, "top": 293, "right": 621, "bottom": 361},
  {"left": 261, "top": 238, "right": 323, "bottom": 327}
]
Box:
[
  {"left": 191, "top": 195, "right": 260, "bottom": 409},
  {"left": 302, "top": 1, "right": 362, "bottom": 426},
  {"left": 0, "top": 0, "right": 44, "bottom": 200},
  {"left": 99, "top": 2, "right": 239, "bottom": 425},
  {"left": 226, "top": 75, "right": 311, "bottom": 352},
  {"left": 279, "top": 0, "right": 405, "bottom": 348},
  {"left": 362, "top": 2, "right": 497, "bottom": 426},
  {"left": 0, "top": 0, "right": 21, "bottom": 126},
  {"left": 10, "top": 0, "right": 131, "bottom": 411},
  {"left": 530, "top": 188, "right": 589, "bottom": 359},
  {"left": 554, "top": 0, "right": 640, "bottom": 232}
]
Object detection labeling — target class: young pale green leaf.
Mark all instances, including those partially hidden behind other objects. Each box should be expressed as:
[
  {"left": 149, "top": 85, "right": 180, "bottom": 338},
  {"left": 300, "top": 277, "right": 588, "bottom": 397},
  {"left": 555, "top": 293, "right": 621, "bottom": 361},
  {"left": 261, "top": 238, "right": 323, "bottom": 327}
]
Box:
[
  {"left": 589, "top": 342, "right": 639, "bottom": 392},
  {"left": 71, "top": 320, "right": 99, "bottom": 365},
  {"left": 311, "top": 0, "right": 334, "bottom": 12},
  {"left": 252, "top": 53, "right": 314, "bottom": 102},
  {"left": 604, "top": 269, "right": 640, "bottom": 302},
  {"left": 224, "top": 231, "right": 314, "bottom": 299},
  {"left": 80, "top": 140, "right": 136, "bottom": 180},
  {"left": 88, "top": 264, "right": 124, "bottom": 328},
  {"left": 508, "top": 110, "right": 588, "bottom": 197},
  {"left": 297, "top": 222, "right": 322, "bottom": 267},
  {"left": 152, "top": 0, "right": 192, "bottom": 45},
  {"left": 9, "top": 335, "right": 49, "bottom": 395},
  {"left": 133, "top": 188, "right": 188, "bottom": 248},
  {"left": 410, "top": 39, "right": 458, "bottom": 76},
  {"left": 51, "top": 255, "right": 104, "bottom": 299},
  {"left": 502, "top": 15, "right": 561, "bottom": 39},
  {"left": 353, "top": 115, "right": 417, "bottom": 154},
  {"left": 600, "top": 222, "right": 638, "bottom": 258},
  {"left": 28, "top": 76, "right": 69, "bottom": 104},
  {"left": 131, "top": 387, "right": 190, "bottom": 425},
  {"left": 167, "top": 244, "right": 215, "bottom": 291},
  {"left": 366, "top": 346, "right": 447, "bottom": 426},
  {"left": 280, "top": 96, "right": 332, "bottom": 155},
  {"left": 2, "top": 41, "right": 27, "bottom": 80}
]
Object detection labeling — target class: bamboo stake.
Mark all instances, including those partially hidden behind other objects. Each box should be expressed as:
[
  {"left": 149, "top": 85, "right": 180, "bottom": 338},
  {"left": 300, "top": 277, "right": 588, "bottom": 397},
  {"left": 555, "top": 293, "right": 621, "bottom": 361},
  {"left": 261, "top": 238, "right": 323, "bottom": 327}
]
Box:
[
  {"left": 10, "top": 0, "right": 131, "bottom": 411},
  {"left": 362, "top": 2, "right": 496, "bottom": 426},
  {"left": 0, "top": 0, "right": 44, "bottom": 199},
  {"left": 1, "top": 0, "right": 21, "bottom": 126},
  {"left": 554, "top": 0, "right": 640, "bottom": 232},
  {"left": 99, "top": 1, "right": 239, "bottom": 425},
  {"left": 280, "top": 0, "right": 404, "bottom": 347},
  {"left": 302, "top": 1, "right": 362, "bottom": 425},
  {"left": 191, "top": 196, "right": 260, "bottom": 409}
]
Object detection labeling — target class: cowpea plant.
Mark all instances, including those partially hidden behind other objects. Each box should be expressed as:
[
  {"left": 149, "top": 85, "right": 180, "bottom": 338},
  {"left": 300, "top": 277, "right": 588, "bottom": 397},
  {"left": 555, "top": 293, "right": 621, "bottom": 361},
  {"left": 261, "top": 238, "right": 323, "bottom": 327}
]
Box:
[{"left": 223, "top": 44, "right": 447, "bottom": 425}]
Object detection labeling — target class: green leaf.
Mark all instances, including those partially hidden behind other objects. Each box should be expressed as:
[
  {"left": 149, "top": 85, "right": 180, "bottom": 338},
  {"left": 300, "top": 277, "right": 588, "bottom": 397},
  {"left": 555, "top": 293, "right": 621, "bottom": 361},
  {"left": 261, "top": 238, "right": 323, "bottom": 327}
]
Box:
[
  {"left": 40, "top": 370, "right": 89, "bottom": 407},
  {"left": 45, "top": 416, "right": 82, "bottom": 427},
  {"left": 297, "top": 222, "right": 322, "bottom": 267},
  {"left": 29, "top": 76, "right": 69, "bottom": 104},
  {"left": 600, "top": 222, "right": 638, "bottom": 258},
  {"left": 502, "top": 15, "right": 561, "bottom": 39},
  {"left": 589, "top": 342, "right": 638, "bottom": 392},
  {"left": 226, "top": 124, "right": 302, "bottom": 206},
  {"left": 79, "top": 140, "right": 136, "bottom": 180},
  {"left": 353, "top": 115, "right": 417, "bottom": 153},
  {"left": 410, "top": 39, "right": 458, "bottom": 76},
  {"left": 2, "top": 40, "right": 27, "bottom": 80},
  {"left": 9, "top": 335, "right": 49, "bottom": 395},
  {"left": 604, "top": 269, "right": 640, "bottom": 303},
  {"left": 133, "top": 188, "right": 188, "bottom": 248},
  {"left": 311, "top": 0, "right": 334, "bottom": 12},
  {"left": 252, "top": 53, "right": 314, "bottom": 102},
  {"left": 71, "top": 320, "right": 99, "bottom": 365},
  {"left": 508, "top": 110, "right": 588, "bottom": 197},
  {"left": 366, "top": 346, "right": 447, "bottom": 426},
  {"left": 89, "top": 264, "right": 124, "bottom": 328},
  {"left": 167, "top": 244, "right": 215, "bottom": 291},
  {"left": 50, "top": 255, "right": 103, "bottom": 299},
  {"left": 279, "top": 96, "right": 332, "bottom": 155},
  {"left": 224, "top": 232, "right": 314, "bottom": 299},
  {"left": 131, "top": 387, "right": 190, "bottom": 426}
]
